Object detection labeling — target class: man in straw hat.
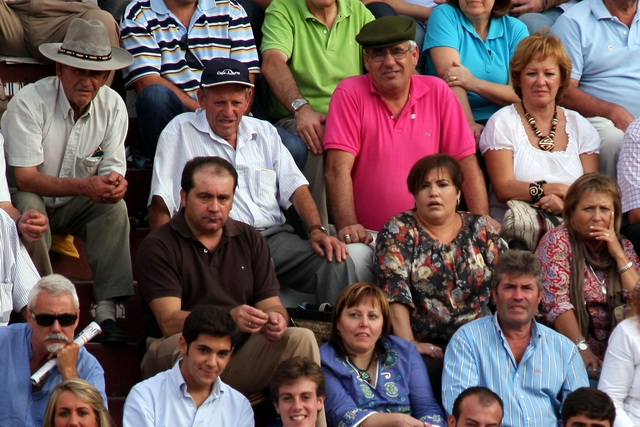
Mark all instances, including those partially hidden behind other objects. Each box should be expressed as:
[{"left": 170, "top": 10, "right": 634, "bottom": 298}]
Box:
[{"left": 1, "top": 18, "right": 135, "bottom": 345}]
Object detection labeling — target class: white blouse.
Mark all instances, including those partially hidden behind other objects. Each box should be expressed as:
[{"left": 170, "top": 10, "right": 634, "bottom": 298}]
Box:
[
  {"left": 479, "top": 104, "right": 600, "bottom": 221},
  {"left": 599, "top": 317, "right": 640, "bottom": 427}
]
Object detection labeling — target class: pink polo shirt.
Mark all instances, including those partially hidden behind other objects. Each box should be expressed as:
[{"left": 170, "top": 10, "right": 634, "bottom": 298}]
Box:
[{"left": 324, "top": 74, "right": 475, "bottom": 231}]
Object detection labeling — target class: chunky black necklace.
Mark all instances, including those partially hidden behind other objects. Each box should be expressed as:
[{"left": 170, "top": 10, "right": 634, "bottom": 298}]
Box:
[
  {"left": 352, "top": 355, "right": 376, "bottom": 382},
  {"left": 522, "top": 103, "right": 558, "bottom": 152}
]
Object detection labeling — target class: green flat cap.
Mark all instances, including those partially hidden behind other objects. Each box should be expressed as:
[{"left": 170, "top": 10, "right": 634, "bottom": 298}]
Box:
[{"left": 356, "top": 16, "right": 417, "bottom": 49}]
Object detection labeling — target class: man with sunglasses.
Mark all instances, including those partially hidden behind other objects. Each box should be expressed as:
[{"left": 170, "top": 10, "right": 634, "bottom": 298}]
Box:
[
  {"left": 120, "top": 0, "right": 260, "bottom": 159},
  {"left": 324, "top": 17, "right": 491, "bottom": 249},
  {"left": 0, "top": 274, "right": 106, "bottom": 427}
]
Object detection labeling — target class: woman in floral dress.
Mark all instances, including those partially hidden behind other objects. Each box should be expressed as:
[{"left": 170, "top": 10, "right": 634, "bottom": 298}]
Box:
[{"left": 375, "top": 154, "right": 507, "bottom": 400}]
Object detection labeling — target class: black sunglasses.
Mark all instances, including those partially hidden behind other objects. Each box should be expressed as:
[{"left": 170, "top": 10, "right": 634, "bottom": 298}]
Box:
[
  {"left": 179, "top": 34, "right": 205, "bottom": 70},
  {"left": 31, "top": 312, "right": 78, "bottom": 327}
]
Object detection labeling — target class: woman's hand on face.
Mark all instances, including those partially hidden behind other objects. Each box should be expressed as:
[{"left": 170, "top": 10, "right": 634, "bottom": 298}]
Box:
[
  {"left": 442, "top": 61, "right": 476, "bottom": 92},
  {"left": 415, "top": 342, "right": 444, "bottom": 360},
  {"left": 591, "top": 211, "right": 626, "bottom": 259},
  {"left": 535, "top": 194, "right": 564, "bottom": 216}
]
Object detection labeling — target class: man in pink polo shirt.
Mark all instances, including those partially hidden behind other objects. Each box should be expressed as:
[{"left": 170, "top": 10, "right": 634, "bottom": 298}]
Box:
[{"left": 324, "top": 16, "right": 490, "bottom": 247}]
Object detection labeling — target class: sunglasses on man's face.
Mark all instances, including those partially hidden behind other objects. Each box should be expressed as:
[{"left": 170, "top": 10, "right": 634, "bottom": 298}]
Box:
[
  {"left": 179, "top": 34, "right": 205, "bottom": 70},
  {"left": 31, "top": 312, "right": 78, "bottom": 327}
]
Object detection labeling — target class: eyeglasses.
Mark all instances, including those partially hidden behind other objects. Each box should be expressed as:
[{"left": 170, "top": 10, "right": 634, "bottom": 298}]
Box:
[
  {"left": 31, "top": 312, "right": 78, "bottom": 327},
  {"left": 365, "top": 47, "right": 413, "bottom": 62},
  {"left": 178, "top": 34, "right": 205, "bottom": 70}
]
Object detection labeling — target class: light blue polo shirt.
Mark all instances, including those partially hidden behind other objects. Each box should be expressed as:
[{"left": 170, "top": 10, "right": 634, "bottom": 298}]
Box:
[
  {"left": 553, "top": 0, "right": 640, "bottom": 117},
  {"left": 424, "top": 4, "right": 528, "bottom": 121}
]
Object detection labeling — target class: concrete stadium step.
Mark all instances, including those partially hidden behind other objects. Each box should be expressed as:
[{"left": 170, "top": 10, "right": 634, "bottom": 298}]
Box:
[{"left": 85, "top": 343, "right": 142, "bottom": 427}]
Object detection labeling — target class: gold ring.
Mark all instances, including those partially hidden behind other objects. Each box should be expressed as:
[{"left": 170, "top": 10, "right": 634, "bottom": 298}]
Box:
[
  {"left": 605, "top": 232, "right": 610, "bottom": 237},
  {"left": 429, "top": 345, "right": 435, "bottom": 351},
  {"left": 452, "top": 76, "right": 457, "bottom": 80}
]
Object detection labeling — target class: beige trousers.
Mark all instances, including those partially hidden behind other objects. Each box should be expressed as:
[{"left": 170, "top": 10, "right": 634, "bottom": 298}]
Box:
[{"left": 0, "top": 0, "right": 119, "bottom": 61}]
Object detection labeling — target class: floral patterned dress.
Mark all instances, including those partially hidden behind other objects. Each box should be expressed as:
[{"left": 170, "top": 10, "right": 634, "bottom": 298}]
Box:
[
  {"left": 375, "top": 211, "right": 507, "bottom": 346},
  {"left": 536, "top": 225, "right": 640, "bottom": 359}
]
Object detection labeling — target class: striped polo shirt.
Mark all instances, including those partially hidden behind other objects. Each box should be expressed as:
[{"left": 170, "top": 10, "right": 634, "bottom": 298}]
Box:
[{"left": 120, "top": 0, "right": 259, "bottom": 99}]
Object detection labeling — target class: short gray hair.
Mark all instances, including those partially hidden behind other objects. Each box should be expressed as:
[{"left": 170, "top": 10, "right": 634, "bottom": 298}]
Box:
[
  {"left": 27, "top": 274, "right": 79, "bottom": 311},
  {"left": 492, "top": 250, "right": 542, "bottom": 290},
  {"left": 407, "top": 40, "right": 418, "bottom": 51}
]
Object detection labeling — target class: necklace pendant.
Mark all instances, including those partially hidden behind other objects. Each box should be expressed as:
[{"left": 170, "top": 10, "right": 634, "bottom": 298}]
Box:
[
  {"left": 359, "top": 371, "right": 371, "bottom": 382},
  {"left": 538, "top": 136, "right": 555, "bottom": 151}
]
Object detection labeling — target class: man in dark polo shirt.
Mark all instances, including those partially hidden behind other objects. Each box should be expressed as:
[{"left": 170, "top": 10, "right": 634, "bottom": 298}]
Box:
[{"left": 135, "top": 156, "right": 321, "bottom": 401}]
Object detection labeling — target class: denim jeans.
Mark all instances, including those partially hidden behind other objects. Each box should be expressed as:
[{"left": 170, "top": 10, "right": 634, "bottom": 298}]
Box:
[
  {"left": 275, "top": 125, "right": 308, "bottom": 171},
  {"left": 517, "top": 7, "right": 564, "bottom": 34},
  {"left": 136, "top": 84, "right": 187, "bottom": 158}
]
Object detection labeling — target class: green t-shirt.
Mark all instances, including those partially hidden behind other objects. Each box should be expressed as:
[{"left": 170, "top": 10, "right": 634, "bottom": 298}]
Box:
[{"left": 262, "top": 0, "right": 374, "bottom": 119}]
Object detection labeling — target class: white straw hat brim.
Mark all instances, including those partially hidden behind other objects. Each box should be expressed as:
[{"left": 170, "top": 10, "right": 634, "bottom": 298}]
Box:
[{"left": 39, "top": 43, "right": 134, "bottom": 71}]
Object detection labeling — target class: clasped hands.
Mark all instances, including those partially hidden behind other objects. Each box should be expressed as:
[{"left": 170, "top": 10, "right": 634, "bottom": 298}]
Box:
[
  {"left": 87, "top": 171, "right": 128, "bottom": 204},
  {"left": 230, "top": 305, "right": 287, "bottom": 341}
]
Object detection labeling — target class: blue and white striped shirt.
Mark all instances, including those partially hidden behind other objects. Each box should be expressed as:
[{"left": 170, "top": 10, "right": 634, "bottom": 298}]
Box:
[
  {"left": 442, "top": 314, "right": 588, "bottom": 427},
  {"left": 120, "top": 0, "right": 260, "bottom": 98}
]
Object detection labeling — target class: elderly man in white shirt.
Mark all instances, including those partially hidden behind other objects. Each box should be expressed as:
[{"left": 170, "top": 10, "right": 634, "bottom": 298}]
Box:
[
  {"left": 148, "top": 57, "right": 373, "bottom": 305},
  {"left": 1, "top": 18, "right": 134, "bottom": 344}
]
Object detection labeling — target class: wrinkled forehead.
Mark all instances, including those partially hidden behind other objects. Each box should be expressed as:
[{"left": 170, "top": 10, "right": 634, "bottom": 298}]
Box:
[
  {"left": 33, "top": 291, "right": 76, "bottom": 312},
  {"left": 496, "top": 273, "right": 541, "bottom": 291}
]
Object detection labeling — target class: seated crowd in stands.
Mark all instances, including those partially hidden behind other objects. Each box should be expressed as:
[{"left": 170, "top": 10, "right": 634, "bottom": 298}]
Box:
[{"left": 0, "top": 0, "right": 639, "bottom": 425}]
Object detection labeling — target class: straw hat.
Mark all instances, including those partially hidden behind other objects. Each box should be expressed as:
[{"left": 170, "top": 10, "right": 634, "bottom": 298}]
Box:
[{"left": 39, "top": 18, "right": 133, "bottom": 71}]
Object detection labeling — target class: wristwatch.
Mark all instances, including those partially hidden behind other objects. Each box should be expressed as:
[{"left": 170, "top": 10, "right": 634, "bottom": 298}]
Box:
[
  {"left": 290, "top": 98, "right": 309, "bottom": 114},
  {"left": 308, "top": 224, "right": 328, "bottom": 235},
  {"left": 575, "top": 336, "right": 589, "bottom": 351}
]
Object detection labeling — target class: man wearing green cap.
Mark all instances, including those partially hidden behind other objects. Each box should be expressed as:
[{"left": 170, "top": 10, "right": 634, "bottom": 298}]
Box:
[{"left": 325, "top": 16, "right": 490, "bottom": 246}]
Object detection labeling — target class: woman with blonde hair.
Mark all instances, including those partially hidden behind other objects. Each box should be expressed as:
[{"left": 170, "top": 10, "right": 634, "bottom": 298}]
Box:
[
  {"left": 480, "top": 33, "right": 599, "bottom": 227},
  {"left": 43, "top": 378, "right": 112, "bottom": 427},
  {"left": 537, "top": 174, "right": 640, "bottom": 374}
]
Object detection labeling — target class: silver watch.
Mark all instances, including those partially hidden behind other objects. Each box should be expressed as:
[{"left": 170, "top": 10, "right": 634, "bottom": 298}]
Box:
[
  {"left": 575, "top": 336, "right": 589, "bottom": 351},
  {"left": 290, "top": 98, "right": 309, "bottom": 114}
]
